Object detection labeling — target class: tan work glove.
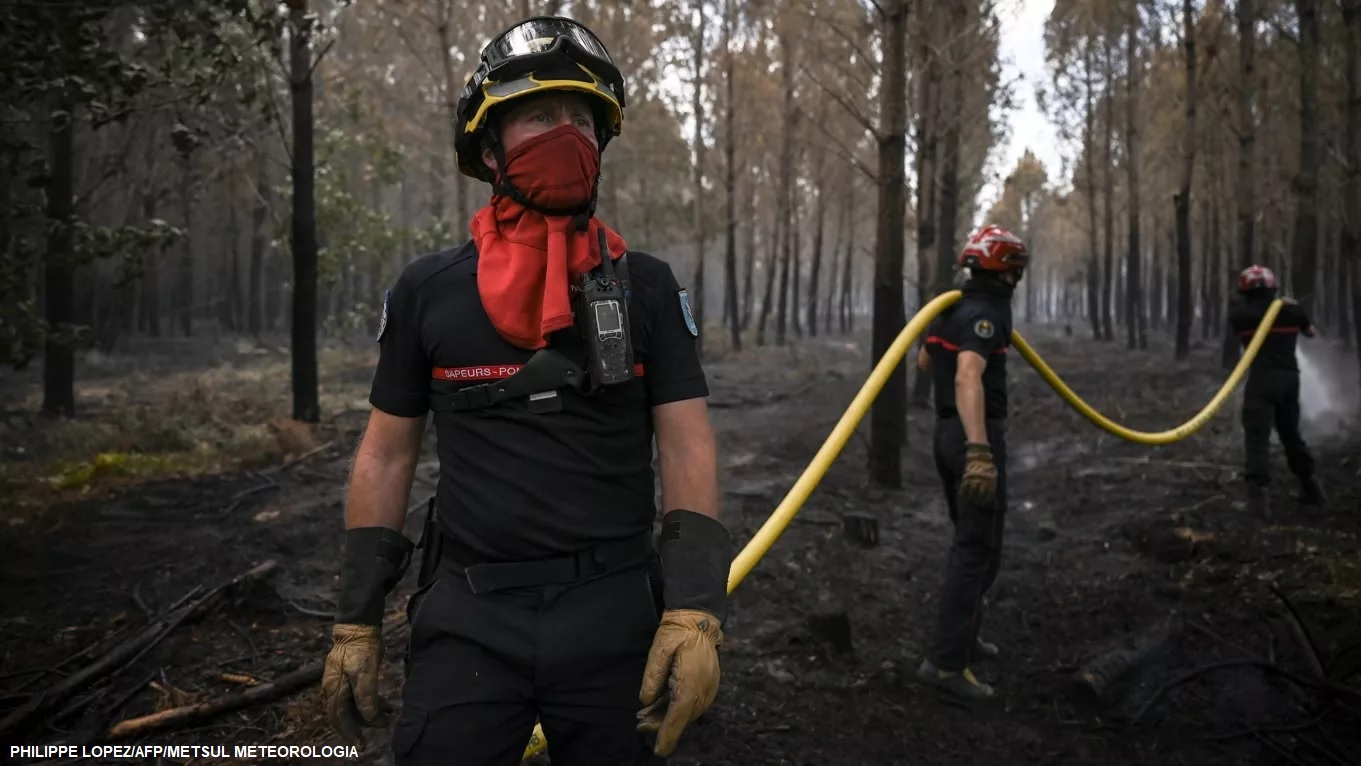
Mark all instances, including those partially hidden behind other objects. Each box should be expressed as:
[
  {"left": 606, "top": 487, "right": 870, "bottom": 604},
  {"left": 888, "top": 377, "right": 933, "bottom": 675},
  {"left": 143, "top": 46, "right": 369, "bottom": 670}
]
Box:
[
  {"left": 636, "top": 608, "right": 723, "bottom": 756},
  {"left": 960, "top": 442, "right": 998, "bottom": 509},
  {"left": 321, "top": 623, "right": 390, "bottom": 746}
]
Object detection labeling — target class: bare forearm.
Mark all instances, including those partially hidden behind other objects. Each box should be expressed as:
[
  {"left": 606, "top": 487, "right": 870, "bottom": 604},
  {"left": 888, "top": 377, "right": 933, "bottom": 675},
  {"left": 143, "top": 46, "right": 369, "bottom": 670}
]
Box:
[
  {"left": 956, "top": 379, "right": 988, "bottom": 445},
  {"left": 658, "top": 434, "right": 720, "bottom": 520},
  {"left": 344, "top": 452, "right": 418, "bottom": 530}
]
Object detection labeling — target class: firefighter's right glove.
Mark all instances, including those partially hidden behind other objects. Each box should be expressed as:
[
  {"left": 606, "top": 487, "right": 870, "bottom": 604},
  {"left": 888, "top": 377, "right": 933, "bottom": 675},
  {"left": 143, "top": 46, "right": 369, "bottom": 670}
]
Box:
[
  {"left": 637, "top": 509, "right": 733, "bottom": 756},
  {"left": 961, "top": 442, "right": 998, "bottom": 509},
  {"left": 321, "top": 527, "right": 413, "bottom": 747}
]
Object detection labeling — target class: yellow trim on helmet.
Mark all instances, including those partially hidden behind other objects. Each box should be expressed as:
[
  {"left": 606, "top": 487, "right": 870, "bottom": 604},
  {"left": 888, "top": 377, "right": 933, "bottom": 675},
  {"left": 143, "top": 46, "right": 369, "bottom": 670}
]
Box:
[{"left": 463, "top": 64, "right": 623, "bottom": 137}]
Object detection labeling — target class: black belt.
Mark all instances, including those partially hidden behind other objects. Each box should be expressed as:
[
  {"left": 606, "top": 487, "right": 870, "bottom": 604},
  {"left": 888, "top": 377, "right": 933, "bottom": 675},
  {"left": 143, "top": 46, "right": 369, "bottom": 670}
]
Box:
[{"left": 442, "top": 531, "right": 654, "bottom": 595}]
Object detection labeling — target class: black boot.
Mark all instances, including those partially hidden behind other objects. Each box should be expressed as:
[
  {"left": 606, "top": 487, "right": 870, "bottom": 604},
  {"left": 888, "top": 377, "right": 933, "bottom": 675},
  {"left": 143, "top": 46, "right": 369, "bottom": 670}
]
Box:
[
  {"left": 1299, "top": 476, "right": 1326, "bottom": 508},
  {"left": 1247, "top": 484, "right": 1269, "bottom": 514}
]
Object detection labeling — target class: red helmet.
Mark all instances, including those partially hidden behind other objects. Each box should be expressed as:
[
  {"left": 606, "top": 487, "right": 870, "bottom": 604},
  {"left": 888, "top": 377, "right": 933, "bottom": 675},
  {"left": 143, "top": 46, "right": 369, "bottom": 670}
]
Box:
[
  {"left": 1237, "top": 264, "right": 1277, "bottom": 292},
  {"left": 959, "top": 225, "right": 1028, "bottom": 273}
]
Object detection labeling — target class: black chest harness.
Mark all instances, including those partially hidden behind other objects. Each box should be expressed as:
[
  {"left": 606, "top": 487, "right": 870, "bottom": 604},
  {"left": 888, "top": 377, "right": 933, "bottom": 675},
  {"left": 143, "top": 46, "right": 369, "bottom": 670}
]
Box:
[{"left": 430, "top": 229, "right": 635, "bottom": 415}]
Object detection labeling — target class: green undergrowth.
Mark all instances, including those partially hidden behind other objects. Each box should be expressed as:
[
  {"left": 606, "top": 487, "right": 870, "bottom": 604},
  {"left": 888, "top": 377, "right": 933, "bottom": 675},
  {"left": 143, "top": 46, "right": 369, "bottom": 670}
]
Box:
[{"left": 0, "top": 345, "right": 376, "bottom": 516}]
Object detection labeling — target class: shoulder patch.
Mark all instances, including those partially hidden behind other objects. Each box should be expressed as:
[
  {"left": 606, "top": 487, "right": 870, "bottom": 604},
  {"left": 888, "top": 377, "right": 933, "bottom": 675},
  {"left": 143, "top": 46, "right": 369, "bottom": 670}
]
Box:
[
  {"left": 972, "top": 318, "right": 994, "bottom": 340},
  {"left": 678, "top": 288, "right": 698, "bottom": 337},
  {"left": 376, "top": 289, "right": 390, "bottom": 342}
]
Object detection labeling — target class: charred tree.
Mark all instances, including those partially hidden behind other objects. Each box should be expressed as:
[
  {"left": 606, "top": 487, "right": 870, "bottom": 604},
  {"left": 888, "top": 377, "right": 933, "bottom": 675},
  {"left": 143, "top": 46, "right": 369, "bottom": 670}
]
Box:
[
  {"left": 1083, "top": 43, "right": 1102, "bottom": 340},
  {"left": 42, "top": 41, "right": 76, "bottom": 416},
  {"left": 1224, "top": 0, "right": 1257, "bottom": 369},
  {"left": 1101, "top": 38, "right": 1115, "bottom": 342},
  {"left": 690, "top": 0, "right": 707, "bottom": 357},
  {"left": 1290, "top": 0, "right": 1320, "bottom": 308},
  {"left": 288, "top": 0, "right": 320, "bottom": 423},
  {"left": 722, "top": 0, "right": 740, "bottom": 350},
  {"left": 910, "top": 4, "right": 940, "bottom": 409},
  {"left": 1125, "top": 8, "right": 1143, "bottom": 350},
  {"left": 868, "top": 0, "right": 910, "bottom": 488},
  {"left": 1174, "top": 0, "right": 1198, "bottom": 362},
  {"left": 1343, "top": 0, "right": 1361, "bottom": 398}
]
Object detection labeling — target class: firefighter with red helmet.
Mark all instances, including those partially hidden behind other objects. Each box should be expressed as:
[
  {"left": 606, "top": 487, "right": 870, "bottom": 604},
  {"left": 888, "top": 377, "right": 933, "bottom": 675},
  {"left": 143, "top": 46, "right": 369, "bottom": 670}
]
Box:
[
  {"left": 320, "top": 16, "right": 729, "bottom": 764},
  {"left": 914, "top": 224, "right": 1027, "bottom": 702},
  {"left": 1228, "top": 264, "right": 1326, "bottom": 512}
]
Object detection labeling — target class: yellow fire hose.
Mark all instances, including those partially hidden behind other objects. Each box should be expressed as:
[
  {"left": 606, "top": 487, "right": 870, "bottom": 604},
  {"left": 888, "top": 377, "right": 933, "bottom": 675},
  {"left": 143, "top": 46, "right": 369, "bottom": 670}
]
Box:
[{"left": 519, "top": 292, "right": 1284, "bottom": 759}]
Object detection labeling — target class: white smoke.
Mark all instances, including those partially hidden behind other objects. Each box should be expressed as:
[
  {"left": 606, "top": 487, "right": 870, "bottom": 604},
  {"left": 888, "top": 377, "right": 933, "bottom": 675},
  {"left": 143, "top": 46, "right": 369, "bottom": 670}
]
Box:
[{"left": 1297, "top": 342, "right": 1359, "bottom": 444}]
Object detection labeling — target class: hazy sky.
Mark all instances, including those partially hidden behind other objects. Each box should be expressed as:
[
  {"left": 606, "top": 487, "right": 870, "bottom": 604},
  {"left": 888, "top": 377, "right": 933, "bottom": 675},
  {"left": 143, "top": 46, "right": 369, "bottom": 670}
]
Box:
[{"left": 974, "top": 0, "right": 1064, "bottom": 227}]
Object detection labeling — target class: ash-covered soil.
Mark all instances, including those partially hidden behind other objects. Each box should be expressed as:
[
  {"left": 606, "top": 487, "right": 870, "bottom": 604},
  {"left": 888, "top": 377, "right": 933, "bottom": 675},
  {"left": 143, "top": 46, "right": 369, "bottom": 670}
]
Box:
[{"left": 2, "top": 324, "right": 1358, "bottom": 765}]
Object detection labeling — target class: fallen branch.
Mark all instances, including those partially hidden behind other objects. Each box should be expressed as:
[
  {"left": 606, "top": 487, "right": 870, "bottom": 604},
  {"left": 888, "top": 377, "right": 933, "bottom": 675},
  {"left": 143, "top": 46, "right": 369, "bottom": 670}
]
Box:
[
  {"left": 259, "top": 442, "right": 333, "bottom": 476},
  {"left": 1132, "top": 658, "right": 1361, "bottom": 723},
  {"left": 1271, "top": 584, "right": 1327, "bottom": 680},
  {"left": 0, "top": 561, "right": 278, "bottom": 742},
  {"left": 102, "top": 661, "right": 321, "bottom": 741}
]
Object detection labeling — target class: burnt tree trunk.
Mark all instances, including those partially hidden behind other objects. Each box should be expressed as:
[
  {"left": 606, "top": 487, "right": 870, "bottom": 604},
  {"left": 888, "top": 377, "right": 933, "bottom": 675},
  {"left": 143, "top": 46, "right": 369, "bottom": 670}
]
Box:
[
  {"left": 911, "top": 7, "right": 940, "bottom": 409},
  {"left": 42, "top": 60, "right": 76, "bottom": 416},
  {"left": 1174, "top": 0, "right": 1198, "bottom": 362},
  {"left": 1125, "top": 11, "right": 1143, "bottom": 350},
  {"left": 1290, "top": 0, "right": 1320, "bottom": 309},
  {"left": 1343, "top": 0, "right": 1361, "bottom": 396},
  {"left": 868, "top": 0, "right": 910, "bottom": 488},
  {"left": 757, "top": 216, "right": 779, "bottom": 346},
  {"left": 690, "top": 0, "right": 707, "bottom": 356},
  {"left": 1101, "top": 38, "right": 1116, "bottom": 342},
  {"left": 288, "top": 1, "right": 320, "bottom": 423},
  {"left": 722, "top": 0, "right": 740, "bottom": 350},
  {"left": 775, "top": 30, "right": 795, "bottom": 346},
  {"left": 1083, "top": 43, "right": 1101, "bottom": 340},
  {"left": 741, "top": 170, "right": 757, "bottom": 332},
  {"left": 1225, "top": 0, "right": 1258, "bottom": 369},
  {"left": 840, "top": 182, "right": 857, "bottom": 334}
]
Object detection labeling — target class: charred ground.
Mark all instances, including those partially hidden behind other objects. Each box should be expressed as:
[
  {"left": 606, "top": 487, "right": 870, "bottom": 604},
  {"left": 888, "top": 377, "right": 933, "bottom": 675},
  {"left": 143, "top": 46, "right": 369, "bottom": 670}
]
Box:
[{"left": 1, "top": 326, "right": 1358, "bottom": 765}]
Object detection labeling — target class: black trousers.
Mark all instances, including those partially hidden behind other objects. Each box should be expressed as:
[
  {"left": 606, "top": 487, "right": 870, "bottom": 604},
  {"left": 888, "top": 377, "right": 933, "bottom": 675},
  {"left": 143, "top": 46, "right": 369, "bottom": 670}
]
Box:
[
  {"left": 1241, "top": 372, "right": 1315, "bottom": 486},
  {"left": 928, "top": 417, "right": 1008, "bottom": 673},
  {"left": 393, "top": 551, "right": 666, "bottom": 766}
]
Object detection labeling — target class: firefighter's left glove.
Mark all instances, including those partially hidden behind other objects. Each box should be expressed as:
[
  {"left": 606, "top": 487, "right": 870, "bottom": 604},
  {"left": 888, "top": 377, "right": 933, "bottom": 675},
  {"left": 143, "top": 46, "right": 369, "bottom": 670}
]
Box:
[
  {"left": 637, "top": 510, "right": 733, "bottom": 757},
  {"left": 961, "top": 442, "right": 999, "bottom": 509},
  {"left": 322, "top": 527, "right": 414, "bottom": 747}
]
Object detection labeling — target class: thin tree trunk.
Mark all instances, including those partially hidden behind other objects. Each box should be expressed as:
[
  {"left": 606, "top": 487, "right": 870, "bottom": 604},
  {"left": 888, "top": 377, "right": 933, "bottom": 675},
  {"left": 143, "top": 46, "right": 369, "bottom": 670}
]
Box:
[
  {"left": 1225, "top": 0, "right": 1258, "bottom": 369},
  {"left": 690, "top": 0, "right": 707, "bottom": 356},
  {"left": 1174, "top": 0, "right": 1198, "bottom": 361},
  {"left": 911, "top": 10, "right": 940, "bottom": 408},
  {"left": 1101, "top": 39, "right": 1116, "bottom": 342},
  {"left": 774, "top": 31, "right": 796, "bottom": 346},
  {"left": 1125, "top": 11, "right": 1143, "bottom": 350},
  {"left": 840, "top": 182, "right": 856, "bottom": 334},
  {"left": 1290, "top": 0, "right": 1320, "bottom": 309},
  {"left": 722, "top": 0, "right": 740, "bottom": 350},
  {"left": 178, "top": 155, "right": 194, "bottom": 337},
  {"left": 1084, "top": 43, "right": 1101, "bottom": 340},
  {"left": 43, "top": 70, "right": 76, "bottom": 416}
]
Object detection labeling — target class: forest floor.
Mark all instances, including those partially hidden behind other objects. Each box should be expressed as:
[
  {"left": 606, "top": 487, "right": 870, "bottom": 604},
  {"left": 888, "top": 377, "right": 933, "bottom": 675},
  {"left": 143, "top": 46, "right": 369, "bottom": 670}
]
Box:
[{"left": 1, "top": 321, "right": 1359, "bottom": 766}]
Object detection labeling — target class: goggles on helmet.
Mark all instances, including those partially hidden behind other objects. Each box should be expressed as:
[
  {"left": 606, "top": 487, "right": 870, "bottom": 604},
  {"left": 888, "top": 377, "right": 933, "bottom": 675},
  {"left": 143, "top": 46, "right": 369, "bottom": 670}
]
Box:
[{"left": 461, "top": 17, "right": 625, "bottom": 111}]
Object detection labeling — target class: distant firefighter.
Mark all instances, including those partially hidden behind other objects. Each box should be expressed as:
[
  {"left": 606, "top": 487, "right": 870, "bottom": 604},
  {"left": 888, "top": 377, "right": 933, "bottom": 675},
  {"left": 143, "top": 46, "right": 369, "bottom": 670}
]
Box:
[
  {"left": 915, "top": 224, "right": 1028, "bottom": 703},
  {"left": 1228, "top": 264, "right": 1326, "bottom": 513}
]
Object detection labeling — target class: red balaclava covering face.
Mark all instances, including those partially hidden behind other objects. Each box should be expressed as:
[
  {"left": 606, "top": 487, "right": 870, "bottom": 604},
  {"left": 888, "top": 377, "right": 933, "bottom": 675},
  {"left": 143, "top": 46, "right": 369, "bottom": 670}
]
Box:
[{"left": 469, "top": 123, "right": 627, "bottom": 351}]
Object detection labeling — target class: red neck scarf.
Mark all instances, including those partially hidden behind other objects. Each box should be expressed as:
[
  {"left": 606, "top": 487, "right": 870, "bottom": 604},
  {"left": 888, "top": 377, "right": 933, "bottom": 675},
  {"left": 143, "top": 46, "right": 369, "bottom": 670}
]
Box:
[{"left": 470, "top": 125, "right": 627, "bottom": 350}]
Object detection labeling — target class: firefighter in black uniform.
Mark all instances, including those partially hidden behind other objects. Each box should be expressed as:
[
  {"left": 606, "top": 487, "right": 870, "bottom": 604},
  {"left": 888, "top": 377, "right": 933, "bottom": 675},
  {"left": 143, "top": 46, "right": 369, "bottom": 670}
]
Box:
[
  {"left": 914, "top": 225, "right": 1028, "bottom": 703},
  {"left": 319, "top": 17, "right": 732, "bottom": 765},
  {"left": 1228, "top": 264, "right": 1326, "bottom": 512}
]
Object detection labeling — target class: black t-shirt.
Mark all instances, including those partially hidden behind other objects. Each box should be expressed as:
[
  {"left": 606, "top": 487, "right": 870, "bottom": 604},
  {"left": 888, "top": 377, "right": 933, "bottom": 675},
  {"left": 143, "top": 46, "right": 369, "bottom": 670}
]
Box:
[
  {"left": 369, "top": 241, "right": 709, "bottom": 562},
  {"left": 1228, "top": 294, "right": 1311, "bottom": 375},
  {"left": 925, "top": 290, "right": 1012, "bottom": 420}
]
